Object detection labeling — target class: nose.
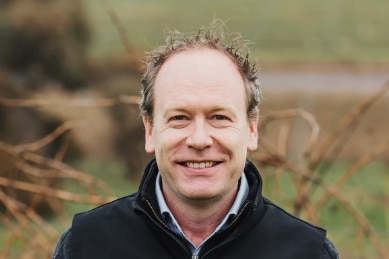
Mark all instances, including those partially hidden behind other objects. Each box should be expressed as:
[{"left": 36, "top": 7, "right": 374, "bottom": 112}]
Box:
[{"left": 186, "top": 118, "right": 213, "bottom": 150}]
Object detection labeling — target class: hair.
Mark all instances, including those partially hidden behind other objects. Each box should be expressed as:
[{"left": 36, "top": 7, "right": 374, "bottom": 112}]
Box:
[{"left": 140, "top": 20, "right": 261, "bottom": 124}]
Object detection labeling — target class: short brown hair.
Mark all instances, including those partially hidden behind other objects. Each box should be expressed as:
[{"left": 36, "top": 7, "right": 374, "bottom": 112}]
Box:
[{"left": 140, "top": 20, "right": 261, "bottom": 124}]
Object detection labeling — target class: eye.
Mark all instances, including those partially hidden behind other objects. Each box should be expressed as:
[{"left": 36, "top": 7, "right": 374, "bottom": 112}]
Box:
[
  {"left": 209, "top": 113, "right": 233, "bottom": 128},
  {"left": 171, "top": 115, "right": 187, "bottom": 121},
  {"left": 213, "top": 115, "right": 228, "bottom": 120},
  {"left": 167, "top": 115, "right": 190, "bottom": 128}
]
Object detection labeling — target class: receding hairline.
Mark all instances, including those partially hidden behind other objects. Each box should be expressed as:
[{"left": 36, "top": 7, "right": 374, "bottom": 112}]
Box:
[{"left": 154, "top": 46, "right": 247, "bottom": 81}]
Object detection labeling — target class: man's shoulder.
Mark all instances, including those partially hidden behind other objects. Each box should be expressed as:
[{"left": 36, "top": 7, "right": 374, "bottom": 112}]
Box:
[
  {"left": 73, "top": 193, "right": 138, "bottom": 223},
  {"left": 262, "top": 198, "right": 326, "bottom": 234},
  {"left": 262, "top": 198, "right": 339, "bottom": 259},
  {"left": 322, "top": 238, "right": 339, "bottom": 259},
  {"left": 53, "top": 228, "right": 71, "bottom": 259}
]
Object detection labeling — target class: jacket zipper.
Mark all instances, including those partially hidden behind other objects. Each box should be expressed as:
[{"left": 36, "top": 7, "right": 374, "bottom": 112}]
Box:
[
  {"left": 139, "top": 198, "right": 193, "bottom": 258},
  {"left": 200, "top": 202, "right": 252, "bottom": 259},
  {"left": 145, "top": 199, "right": 203, "bottom": 259}
]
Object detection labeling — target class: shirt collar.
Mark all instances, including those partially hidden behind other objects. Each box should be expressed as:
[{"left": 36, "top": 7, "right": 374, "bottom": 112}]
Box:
[{"left": 155, "top": 171, "right": 249, "bottom": 228}]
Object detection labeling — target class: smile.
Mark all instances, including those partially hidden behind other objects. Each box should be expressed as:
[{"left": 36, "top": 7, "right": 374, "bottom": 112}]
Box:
[{"left": 185, "top": 161, "right": 218, "bottom": 169}]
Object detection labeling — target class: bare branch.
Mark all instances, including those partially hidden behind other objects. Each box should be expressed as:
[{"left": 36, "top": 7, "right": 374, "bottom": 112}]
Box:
[
  {"left": 259, "top": 108, "right": 320, "bottom": 154},
  {"left": 309, "top": 80, "right": 389, "bottom": 170},
  {"left": 0, "top": 95, "right": 140, "bottom": 108},
  {"left": 12, "top": 122, "right": 74, "bottom": 153},
  {"left": 0, "top": 176, "right": 115, "bottom": 204}
]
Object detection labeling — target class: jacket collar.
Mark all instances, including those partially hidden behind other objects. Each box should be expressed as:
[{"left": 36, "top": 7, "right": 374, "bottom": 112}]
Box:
[{"left": 135, "top": 159, "right": 264, "bottom": 213}]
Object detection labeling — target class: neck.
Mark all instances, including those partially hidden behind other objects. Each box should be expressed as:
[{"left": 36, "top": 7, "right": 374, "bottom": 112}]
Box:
[{"left": 164, "top": 187, "right": 238, "bottom": 247}]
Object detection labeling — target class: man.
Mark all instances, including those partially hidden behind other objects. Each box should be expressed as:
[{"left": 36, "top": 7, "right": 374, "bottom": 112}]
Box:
[{"left": 53, "top": 22, "right": 339, "bottom": 258}]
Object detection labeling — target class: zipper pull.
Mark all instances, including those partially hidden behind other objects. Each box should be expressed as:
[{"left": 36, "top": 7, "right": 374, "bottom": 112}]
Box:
[{"left": 192, "top": 256, "right": 199, "bottom": 259}]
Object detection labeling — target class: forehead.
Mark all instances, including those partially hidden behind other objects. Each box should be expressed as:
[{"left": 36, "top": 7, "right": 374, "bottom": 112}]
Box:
[{"left": 154, "top": 48, "right": 245, "bottom": 92}]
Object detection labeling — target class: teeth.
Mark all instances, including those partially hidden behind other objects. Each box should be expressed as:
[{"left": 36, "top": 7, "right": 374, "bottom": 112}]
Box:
[{"left": 186, "top": 162, "right": 216, "bottom": 168}]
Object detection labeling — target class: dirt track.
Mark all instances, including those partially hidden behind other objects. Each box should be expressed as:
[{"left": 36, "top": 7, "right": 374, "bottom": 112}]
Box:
[{"left": 261, "top": 70, "right": 388, "bottom": 91}]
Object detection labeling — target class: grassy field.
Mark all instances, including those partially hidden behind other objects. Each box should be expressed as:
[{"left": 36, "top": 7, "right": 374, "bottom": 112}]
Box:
[{"left": 84, "top": 0, "right": 389, "bottom": 62}]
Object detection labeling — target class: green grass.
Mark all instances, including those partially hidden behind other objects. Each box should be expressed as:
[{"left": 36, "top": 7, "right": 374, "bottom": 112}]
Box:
[{"left": 83, "top": 0, "right": 389, "bottom": 63}]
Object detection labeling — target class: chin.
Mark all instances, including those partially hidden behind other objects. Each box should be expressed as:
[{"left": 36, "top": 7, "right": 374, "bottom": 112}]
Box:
[{"left": 184, "top": 190, "right": 219, "bottom": 201}]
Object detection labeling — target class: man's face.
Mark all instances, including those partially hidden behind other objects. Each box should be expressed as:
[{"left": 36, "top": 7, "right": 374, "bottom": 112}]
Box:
[{"left": 143, "top": 48, "right": 258, "bottom": 204}]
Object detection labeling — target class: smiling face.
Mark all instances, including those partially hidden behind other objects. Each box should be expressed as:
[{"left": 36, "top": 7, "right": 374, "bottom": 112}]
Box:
[{"left": 143, "top": 48, "right": 258, "bottom": 205}]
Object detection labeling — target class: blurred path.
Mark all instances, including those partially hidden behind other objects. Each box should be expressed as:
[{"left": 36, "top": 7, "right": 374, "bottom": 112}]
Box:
[{"left": 261, "top": 71, "right": 388, "bottom": 91}]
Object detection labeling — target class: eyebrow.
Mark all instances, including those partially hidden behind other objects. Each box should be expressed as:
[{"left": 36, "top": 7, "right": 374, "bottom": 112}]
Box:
[{"left": 163, "top": 104, "right": 238, "bottom": 117}]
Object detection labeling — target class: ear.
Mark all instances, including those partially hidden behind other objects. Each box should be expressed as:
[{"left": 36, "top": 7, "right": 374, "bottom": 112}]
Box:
[
  {"left": 143, "top": 117, "right": 155, "bottom": 154},
  {"left": 247, "top": 118, "right": 258, "bottom": 152}
]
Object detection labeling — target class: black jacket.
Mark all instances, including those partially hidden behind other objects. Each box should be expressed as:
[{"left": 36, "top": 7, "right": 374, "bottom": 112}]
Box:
[{"left": 54, "top": 159, "right": 339, "bottom": 259}]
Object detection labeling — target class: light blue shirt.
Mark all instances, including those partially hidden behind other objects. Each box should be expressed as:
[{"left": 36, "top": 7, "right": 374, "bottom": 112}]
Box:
[{"left": 155, "top": 172, "right": 249, "bottom": 256}]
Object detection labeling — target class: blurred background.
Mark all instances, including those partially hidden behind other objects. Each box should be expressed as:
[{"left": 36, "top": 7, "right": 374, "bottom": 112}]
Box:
[{"left": 0, "top": 0, "right": 388, "bottom": 258}]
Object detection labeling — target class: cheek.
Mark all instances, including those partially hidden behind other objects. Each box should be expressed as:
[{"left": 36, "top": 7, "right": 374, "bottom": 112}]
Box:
[
  {"left": 217, "top": 128, "right": 248, "bottom": 147},
  {"left": 153, "top": 131, "right": 184, "bottom": 154}
]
